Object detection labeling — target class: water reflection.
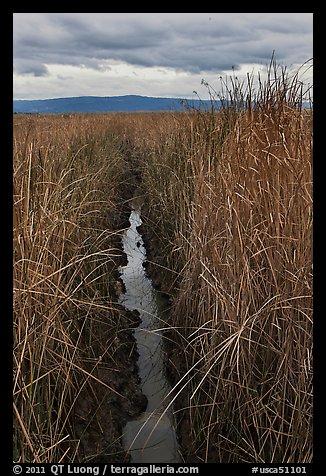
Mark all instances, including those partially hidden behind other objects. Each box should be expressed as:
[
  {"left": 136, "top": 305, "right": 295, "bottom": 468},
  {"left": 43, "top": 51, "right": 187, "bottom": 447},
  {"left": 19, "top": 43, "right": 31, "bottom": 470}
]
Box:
[{"left": 119, "top": 206, "right": 181, "bottom": 463}]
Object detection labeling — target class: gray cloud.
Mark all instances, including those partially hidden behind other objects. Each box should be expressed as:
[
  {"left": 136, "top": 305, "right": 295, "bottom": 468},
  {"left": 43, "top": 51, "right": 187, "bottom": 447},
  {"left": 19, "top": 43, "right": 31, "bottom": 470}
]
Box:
[
  {"left": 13, "top": 13, "right": 313, "bottom": 77},
  {"left": 13, "top": 58, "right": 48, "bottom": 77}
]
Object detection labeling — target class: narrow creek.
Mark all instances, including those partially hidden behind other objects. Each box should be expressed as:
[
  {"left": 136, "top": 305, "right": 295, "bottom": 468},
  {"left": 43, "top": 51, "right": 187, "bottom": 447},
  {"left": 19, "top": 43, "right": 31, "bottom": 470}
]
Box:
[{"left": 119, "top": 199, "right": 181, "bottom": 463}]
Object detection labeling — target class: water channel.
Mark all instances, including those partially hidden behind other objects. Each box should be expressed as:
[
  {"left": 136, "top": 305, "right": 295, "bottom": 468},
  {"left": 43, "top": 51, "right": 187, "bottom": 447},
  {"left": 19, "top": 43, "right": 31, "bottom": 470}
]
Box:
[{"left": 119, "top": 200, "right": 181, "bottom": 463}]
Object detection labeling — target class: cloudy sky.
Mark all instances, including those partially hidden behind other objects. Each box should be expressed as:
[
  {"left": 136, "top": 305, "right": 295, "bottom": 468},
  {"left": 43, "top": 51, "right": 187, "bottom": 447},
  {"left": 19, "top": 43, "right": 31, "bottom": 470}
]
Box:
[{"left": 13, "top": 13, "right": 313, "bottom": 100}]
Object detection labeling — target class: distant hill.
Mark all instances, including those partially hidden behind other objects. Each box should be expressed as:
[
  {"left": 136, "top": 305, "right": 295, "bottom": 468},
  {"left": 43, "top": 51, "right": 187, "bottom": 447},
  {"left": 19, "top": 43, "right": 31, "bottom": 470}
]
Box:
[
  {"left": 13, "top": 94, "right": 311, "bottom": 114},
  {"left": 13, "top": 94, "right": 216, "bottom": 114}
]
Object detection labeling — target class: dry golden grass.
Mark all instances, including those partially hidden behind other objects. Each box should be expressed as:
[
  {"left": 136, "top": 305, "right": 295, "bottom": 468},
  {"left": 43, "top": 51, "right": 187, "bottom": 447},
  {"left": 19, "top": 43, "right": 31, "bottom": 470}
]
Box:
[
  {"left": 137, "top": 70, "right": 313, "bottom": 462},
  {"left": 13, "top": 114, "right": 133, "bottom": 462},
  {"left": 13, "top": 61, "right": 312, "bottom": 463}
]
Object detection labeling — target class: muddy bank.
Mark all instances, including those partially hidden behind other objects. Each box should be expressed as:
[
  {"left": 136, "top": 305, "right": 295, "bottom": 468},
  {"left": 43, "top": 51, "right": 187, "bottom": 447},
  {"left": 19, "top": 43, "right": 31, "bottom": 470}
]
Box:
[
  {"left": 71, "top": 186, "right": 185, "bottom": 463},
  {"left": 137, "top": 219, "right": 198, "bottom": 463},
  {"left": 119, "top": 204, "right": 181, "bottom": 463},
  {"left": 137, "top": 226, "right": 174, "bottom": 297},
  {"left": 73, "top": 188, "right": 149, "bottom": 462},
  {"left": 73, "top": 306, "right": 148, "bottom": 462}
]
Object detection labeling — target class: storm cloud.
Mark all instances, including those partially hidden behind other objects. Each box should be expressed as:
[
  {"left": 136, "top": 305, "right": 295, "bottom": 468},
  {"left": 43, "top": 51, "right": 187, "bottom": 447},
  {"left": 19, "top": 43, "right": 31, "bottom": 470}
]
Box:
[{"left": 13, "top": 13, "right": 313, "bottom": 99}]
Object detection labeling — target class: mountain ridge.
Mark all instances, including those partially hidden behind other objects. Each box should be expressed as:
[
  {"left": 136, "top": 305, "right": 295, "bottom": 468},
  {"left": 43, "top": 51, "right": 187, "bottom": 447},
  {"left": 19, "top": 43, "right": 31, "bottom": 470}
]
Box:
[
  {"left": 13, "top": 94, "right": 213, "bottom": 113},
  {"left": 13, "top": 94, "right": 311, "bottom": 114}
]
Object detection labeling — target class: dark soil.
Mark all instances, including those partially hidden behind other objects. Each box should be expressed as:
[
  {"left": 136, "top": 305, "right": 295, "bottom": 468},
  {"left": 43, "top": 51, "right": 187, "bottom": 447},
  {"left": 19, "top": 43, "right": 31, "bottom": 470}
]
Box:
[
  {"left": 137, "top": 210, "right": 216, "bottom": 463},
  {"left": 71, "top": 181, "right": 191, "bottom": 463},
  {"left": 73, "top": 184, "right": 149, "bottom": 463},
  {"left": 73, "top": 307, "right": 148, "bottom": 463},
  {"left": 136, "top": 218, "right": 197, "bottom": 462}
]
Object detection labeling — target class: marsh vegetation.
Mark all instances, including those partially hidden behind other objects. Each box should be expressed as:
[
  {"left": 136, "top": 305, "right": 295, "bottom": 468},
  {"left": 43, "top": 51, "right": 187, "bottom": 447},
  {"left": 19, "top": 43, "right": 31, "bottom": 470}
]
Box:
[{"left": 13, "top": 62, "right": 312, "bottom": 463}]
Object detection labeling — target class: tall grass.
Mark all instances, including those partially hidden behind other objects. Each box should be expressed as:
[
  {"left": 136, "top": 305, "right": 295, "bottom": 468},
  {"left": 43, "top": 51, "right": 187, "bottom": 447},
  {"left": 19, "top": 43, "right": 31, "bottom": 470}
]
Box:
[
  {"left": 13, "top": 61, "right": 312, "bottom": 463},
  {"left": 13, "top": 114, "right": 132, "bottom": 462},
  {"left": 138, "top": 65, "right": 313, "bottom": 462}
]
